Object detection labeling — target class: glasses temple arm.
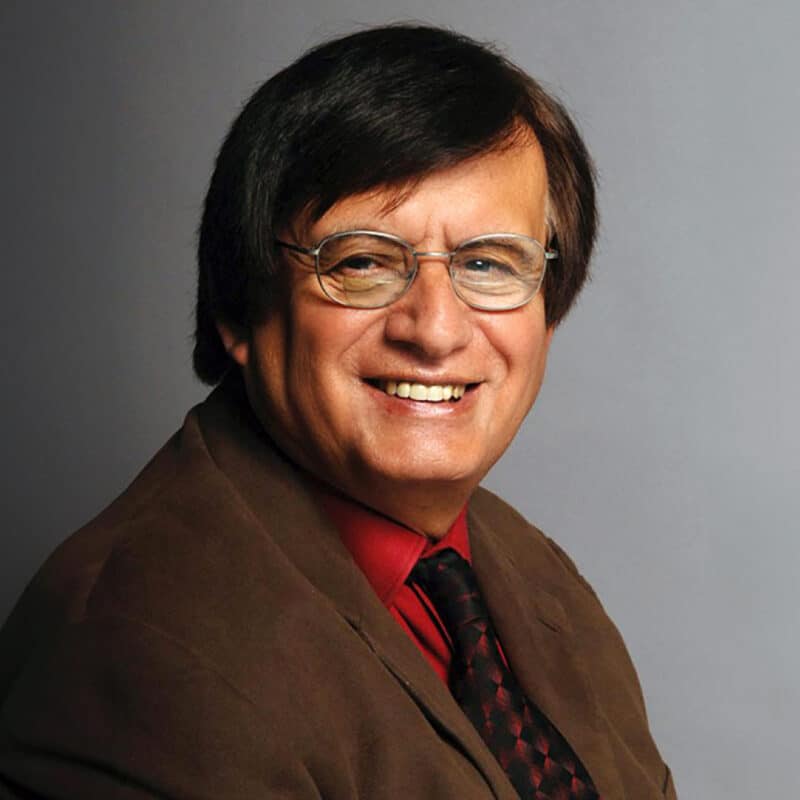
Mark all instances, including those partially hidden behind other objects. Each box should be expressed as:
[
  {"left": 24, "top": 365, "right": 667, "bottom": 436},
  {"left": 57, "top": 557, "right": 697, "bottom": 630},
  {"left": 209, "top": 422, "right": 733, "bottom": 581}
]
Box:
[{"left": 275, "top": 239, "right": 316, "bottom": 256}]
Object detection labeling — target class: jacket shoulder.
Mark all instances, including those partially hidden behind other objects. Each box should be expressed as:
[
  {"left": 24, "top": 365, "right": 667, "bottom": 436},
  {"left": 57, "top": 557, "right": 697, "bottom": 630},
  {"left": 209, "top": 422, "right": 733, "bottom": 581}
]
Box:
[
  {"left": 0, "top": 406, "right": 218, "bottom": 697},
  {"left": 469, "top": 485, "right": 675, "bottom": 797},
  {"left": 469, "top": 485, "right": 598, "bottom": 600}
]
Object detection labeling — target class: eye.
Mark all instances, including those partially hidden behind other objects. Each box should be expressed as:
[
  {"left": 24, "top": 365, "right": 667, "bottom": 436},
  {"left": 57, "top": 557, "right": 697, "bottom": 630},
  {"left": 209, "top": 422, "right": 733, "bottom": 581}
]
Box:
[
  {"left": 462, "top": 257, "right": 515, "bottom": 275},
  {"left": 457, "top": 257, "right": 520, "bottom": 287},
  {"left": 321, "top": 244, "right": 410, "bottom": 296},
  {"left": 334, "top": 254, "right": 390, "bottom": 274},
  {"left": 327, "top": 254, "right": 407, "bottom": 292},
  {"left": 320, "top": 238, "right": 409, "bottom": 276}
]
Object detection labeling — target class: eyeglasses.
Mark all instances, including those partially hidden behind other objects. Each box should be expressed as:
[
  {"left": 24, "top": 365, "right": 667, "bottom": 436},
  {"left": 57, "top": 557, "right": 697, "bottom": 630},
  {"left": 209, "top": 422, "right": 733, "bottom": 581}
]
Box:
[{"left": 274, "top": 230, "right": 557, "bottom": 311}]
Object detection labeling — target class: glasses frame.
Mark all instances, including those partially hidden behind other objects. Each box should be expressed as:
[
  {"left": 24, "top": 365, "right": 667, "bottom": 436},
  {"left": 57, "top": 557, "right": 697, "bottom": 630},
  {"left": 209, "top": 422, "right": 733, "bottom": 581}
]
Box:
[{"left": 275, "top": 229, "right": 558, "bottom": 311}]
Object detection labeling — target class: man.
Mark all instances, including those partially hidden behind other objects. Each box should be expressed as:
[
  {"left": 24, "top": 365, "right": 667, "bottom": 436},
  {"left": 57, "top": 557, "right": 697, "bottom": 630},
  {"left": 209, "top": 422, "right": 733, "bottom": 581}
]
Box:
[{"left": 0, "top": 24, "right": 676, "bottom": 799}]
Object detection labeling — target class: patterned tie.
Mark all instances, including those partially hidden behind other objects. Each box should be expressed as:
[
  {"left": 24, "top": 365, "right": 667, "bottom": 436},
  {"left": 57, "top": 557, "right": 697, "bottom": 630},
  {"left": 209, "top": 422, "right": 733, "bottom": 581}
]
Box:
[{"left": 408, "top": 548, "right": 600, "bottom": 800}]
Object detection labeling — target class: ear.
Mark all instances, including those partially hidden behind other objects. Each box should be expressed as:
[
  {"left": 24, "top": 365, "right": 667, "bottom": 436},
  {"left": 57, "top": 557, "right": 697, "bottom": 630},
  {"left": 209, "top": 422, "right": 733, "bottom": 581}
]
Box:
[{"left": 216, "top": 321, "right": 250, "bottom": 367}]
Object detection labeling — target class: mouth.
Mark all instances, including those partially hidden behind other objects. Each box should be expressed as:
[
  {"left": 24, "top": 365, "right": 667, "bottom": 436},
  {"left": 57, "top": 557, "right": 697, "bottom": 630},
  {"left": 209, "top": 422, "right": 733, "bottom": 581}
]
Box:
[{"left": 367, "top": 379, "right": 476, "bottom": 403}]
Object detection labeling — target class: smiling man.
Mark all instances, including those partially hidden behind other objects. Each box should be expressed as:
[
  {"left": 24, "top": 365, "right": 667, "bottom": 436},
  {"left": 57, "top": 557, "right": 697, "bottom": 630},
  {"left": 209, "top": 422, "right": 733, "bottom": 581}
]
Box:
[{"left": 0, "top": 25, "right": 675, "bottom": 800}]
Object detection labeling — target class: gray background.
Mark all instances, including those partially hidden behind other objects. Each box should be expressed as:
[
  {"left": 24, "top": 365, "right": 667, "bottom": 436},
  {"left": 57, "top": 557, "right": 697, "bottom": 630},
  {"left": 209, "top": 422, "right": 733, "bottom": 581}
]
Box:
[{"left": 2, "top": 1, "right": 798, "bottom": 796}]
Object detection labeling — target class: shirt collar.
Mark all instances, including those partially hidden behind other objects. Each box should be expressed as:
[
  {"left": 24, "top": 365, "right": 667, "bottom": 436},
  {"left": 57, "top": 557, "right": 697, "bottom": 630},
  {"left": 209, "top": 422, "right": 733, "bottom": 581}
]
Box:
[{"left": 317, "top": 489, "right": 471, "bottom": 607}]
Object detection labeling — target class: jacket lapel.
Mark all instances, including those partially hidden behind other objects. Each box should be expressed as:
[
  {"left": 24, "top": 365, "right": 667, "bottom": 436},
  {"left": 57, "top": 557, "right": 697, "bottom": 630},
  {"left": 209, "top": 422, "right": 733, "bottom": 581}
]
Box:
[{"left": 468, "top": 505, "right": 626, "bottom": 798}]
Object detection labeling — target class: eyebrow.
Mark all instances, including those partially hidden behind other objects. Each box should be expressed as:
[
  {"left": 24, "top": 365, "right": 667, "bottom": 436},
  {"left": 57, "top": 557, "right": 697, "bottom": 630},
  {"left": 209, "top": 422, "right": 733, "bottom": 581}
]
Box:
[
  {"left": 320, "top": 222, "right": 391, "bottom": 237},
  {"left": 461, "top": 239, "right": 530, "bottom": 254}
]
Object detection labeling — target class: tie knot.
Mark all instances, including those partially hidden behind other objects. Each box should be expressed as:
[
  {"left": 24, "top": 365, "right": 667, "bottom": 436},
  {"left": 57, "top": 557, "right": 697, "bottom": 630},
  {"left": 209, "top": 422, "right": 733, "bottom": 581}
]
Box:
[{"left": 407, "top": 548, "right": 487, "bottom": 629}]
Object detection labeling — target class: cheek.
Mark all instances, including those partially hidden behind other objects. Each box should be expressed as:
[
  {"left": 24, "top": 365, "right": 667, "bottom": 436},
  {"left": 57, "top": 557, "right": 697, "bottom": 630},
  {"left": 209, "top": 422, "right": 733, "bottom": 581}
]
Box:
[
  {"left": 521, "top": 335, "right": 552, "bottom": 403},
  {"left": 484, "top": 310, "right": 551, "bottom": 375},
  {"left": 486, "top": 323, "right": 552, "bottom": 435},
  {"left": 275, "top": 305, "right": 377, "bottom": 422},
  {"left": 243, "top": 323, "right": 290, "bottom": 425},
  {"left": 245, "top": 317, "right": 340, "bottom": 459},
  {"left": 292, "top": 301, "right": 386, "bottom": 373}
]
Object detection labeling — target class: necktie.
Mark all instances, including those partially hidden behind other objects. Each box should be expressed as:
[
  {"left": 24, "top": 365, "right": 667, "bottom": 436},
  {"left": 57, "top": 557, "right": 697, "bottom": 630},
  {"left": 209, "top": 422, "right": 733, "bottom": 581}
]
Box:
[{"left": 408, "top": 548, "right": 600, "bottom": 800}]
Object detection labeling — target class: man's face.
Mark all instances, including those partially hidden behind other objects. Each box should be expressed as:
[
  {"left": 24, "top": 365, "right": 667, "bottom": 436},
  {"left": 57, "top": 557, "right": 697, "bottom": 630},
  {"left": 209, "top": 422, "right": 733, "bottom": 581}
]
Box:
[{"left": 225, "top": 140, "right": 554, "bottom": 532}]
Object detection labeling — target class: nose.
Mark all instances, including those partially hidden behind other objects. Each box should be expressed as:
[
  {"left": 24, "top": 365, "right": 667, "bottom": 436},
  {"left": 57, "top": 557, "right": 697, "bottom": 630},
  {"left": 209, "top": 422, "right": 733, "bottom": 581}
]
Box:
[{"left": 383, "top": 256, "right": 474, "bottom": 359}]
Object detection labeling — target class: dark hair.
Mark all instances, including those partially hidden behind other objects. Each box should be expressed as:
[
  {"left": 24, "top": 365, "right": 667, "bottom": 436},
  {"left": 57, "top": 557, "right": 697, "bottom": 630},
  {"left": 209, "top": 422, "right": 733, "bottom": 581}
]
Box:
[{"left": 194, "top": 23, "right": 597, "bottom": 384}]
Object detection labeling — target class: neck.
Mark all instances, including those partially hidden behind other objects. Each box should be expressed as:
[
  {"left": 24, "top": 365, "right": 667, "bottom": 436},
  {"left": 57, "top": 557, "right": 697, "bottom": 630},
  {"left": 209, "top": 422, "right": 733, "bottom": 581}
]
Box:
[{"left": 321, "top": 473, "right": 474, "bottom": 539}]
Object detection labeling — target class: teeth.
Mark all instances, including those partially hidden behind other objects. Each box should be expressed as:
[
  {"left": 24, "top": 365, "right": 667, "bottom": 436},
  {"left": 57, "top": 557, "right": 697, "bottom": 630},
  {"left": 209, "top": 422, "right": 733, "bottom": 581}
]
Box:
[
  {"left": 380, "top": 380, "right": 468, "bottom": 402},
  {"left": 409, "top": 384, "right": 428, "bottom": 401}
]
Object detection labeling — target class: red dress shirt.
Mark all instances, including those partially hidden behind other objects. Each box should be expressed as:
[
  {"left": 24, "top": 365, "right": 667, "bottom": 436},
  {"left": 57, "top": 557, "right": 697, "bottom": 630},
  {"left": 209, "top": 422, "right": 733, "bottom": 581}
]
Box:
[{"left": 318, "top": 490, "right": 471, "bottom": 685}]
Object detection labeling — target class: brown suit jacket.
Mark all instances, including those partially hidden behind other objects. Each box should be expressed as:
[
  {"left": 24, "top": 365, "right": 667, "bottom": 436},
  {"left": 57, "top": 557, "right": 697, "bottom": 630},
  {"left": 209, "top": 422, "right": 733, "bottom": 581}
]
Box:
[{"left": 0, "top": 378, "right": 676, "bottom": 799}]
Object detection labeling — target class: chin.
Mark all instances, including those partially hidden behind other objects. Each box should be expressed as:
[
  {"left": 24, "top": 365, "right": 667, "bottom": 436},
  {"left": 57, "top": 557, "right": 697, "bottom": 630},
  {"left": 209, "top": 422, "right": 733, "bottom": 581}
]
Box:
[{"left": 357, "top": 452, "right": 485, "bottom": 491}]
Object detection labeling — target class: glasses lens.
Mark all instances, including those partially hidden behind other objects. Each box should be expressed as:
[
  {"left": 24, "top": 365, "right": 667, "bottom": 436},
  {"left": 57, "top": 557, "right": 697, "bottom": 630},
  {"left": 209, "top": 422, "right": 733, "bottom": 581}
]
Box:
[
  {"left": 451, "top": 236, "right": 545, "bottom": 310},
  {"left": 317, "top": 234, "right": 413, "bottom": 307}
]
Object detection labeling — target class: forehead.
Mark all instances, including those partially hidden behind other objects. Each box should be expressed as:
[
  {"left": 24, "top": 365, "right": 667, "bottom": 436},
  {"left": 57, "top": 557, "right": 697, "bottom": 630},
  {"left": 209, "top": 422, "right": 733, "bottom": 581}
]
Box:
[{"left": 293, "top": 138, "right": 549, "bottom": 246}]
